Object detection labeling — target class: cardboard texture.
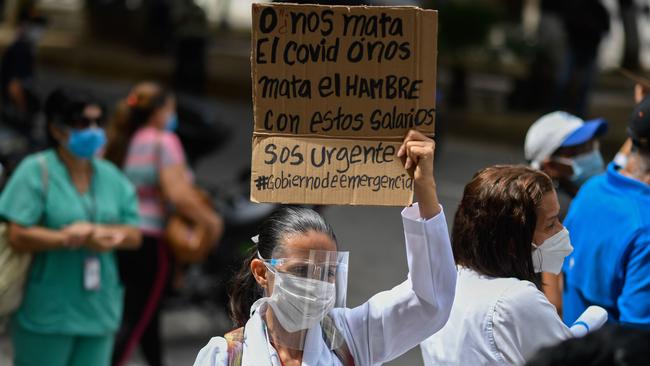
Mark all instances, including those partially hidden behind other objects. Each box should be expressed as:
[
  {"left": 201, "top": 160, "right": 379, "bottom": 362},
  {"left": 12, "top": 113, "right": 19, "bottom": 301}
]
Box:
[
  {"left": 251, "top": 3, "right": 437, "bottom": 206},
  {"left": 251, "top": 135, "right": 413, "bottom": 205}
]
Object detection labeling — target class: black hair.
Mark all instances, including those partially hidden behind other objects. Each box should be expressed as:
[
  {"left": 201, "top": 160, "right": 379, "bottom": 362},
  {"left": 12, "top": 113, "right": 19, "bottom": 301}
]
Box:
[
  {"left": 525, "top": 325, "right": 650, "bottom": 366},
  {"left": 631, "top": 144, "right": 650, "bottom": 158},
  {"left": 228, "top": 206, "right": 337, "bottom": 328},
  {"left": 44, "top": 87, "right": 105, "bottom": 147},
  {"left": 18, "top": 3, "right": 47, "bottom": 26}
]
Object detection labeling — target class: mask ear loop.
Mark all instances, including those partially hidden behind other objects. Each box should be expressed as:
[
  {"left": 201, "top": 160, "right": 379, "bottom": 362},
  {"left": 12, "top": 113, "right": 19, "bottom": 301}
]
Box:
[
  {"left": 254, "top": 235, "right": 285, "bottom": 268},
  {"left": 532, "top": 244, "right": 544, "bottom": 272}
]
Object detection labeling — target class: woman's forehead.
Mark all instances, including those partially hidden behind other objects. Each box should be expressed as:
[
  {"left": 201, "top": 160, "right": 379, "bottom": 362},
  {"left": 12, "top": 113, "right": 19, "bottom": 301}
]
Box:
[
  {"left": 280, "top": 230, "right": 337, "bottom": 256},
  {"left": 537, "top": 191, "right": 560, "bottom": 220}
]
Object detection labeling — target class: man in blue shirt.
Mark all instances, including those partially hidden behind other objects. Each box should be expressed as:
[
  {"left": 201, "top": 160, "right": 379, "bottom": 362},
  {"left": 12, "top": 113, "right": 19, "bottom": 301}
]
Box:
[{"left": 563, "top": 96, "right": 650, "bottom": 329}]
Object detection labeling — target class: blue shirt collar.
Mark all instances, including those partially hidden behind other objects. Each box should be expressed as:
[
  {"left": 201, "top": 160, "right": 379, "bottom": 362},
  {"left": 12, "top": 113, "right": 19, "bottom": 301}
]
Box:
[{"left": 606, "top": 162, "right": 650, "bottom": 196}]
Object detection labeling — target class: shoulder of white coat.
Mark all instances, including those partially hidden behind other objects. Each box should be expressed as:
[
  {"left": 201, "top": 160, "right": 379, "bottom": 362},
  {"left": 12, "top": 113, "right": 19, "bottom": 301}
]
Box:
[
  {"left": 502, "top": 279, "right": 545, "bottom": 300},
  {"left": 193, "top": 337, "right": 229, "bottom": 366},
  {"left": 494, "top": 280, "right": 554, "bottom": 320}
]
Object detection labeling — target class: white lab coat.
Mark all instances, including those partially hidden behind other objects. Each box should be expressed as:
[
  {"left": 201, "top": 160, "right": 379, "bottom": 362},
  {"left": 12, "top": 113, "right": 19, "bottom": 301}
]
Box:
[
  {"left": 420, "top": 267, "right": 572, "bottom": 366},
  {"left": 193, "top": 204, "right": 456, "bottom": 366}
]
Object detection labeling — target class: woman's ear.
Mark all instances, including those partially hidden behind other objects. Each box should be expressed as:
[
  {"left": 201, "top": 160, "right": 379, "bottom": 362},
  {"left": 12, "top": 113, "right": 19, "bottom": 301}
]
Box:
[{"left": 251, "top": 258, "right": 268, "bottom": 288}]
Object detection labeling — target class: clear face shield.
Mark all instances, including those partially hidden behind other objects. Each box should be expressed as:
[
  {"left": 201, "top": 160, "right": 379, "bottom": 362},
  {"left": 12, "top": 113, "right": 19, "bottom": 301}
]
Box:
[{"left": 252, "top": 248, "right": 349, "bottom": 350}]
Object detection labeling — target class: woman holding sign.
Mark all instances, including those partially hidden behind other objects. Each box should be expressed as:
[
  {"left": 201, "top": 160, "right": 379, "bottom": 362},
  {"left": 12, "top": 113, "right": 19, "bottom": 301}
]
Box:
[{"left": 192, "top": 130, "right": 456, "bottom": 365}]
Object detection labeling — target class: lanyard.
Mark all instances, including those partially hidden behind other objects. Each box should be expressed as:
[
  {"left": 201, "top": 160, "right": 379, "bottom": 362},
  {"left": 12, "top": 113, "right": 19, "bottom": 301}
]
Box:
[
  {"left": 263, "top": 319, "right": 286, "bottom": 366},
  {"left": 76, "top": 165, "right": 101, "bottom": 291},
  {"left": 78, "top": 189, "right": 97, "bottom": 223},
  {"left": 75, "top": 164, "right": 97, "bottom": 223}
]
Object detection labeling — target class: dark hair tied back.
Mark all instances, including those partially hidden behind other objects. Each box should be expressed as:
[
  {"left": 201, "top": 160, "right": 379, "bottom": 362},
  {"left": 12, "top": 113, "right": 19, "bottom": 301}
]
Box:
[{"left": 104, "top": 82, "right": 171, "bottom": 167}]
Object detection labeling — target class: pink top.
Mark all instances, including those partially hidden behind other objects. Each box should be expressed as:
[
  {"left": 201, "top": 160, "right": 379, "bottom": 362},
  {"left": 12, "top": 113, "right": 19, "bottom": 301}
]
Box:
[{"left": 123, "top": 127, "right": 189, "bottom": 236}]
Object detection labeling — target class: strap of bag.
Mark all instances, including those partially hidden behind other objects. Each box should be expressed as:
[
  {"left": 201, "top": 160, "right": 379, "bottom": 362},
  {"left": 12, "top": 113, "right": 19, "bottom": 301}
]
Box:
[
  {"left": 155, "top": 133, "right": 163, "bottom": 177},
  {"left": 154, "top": 134, "right": 174, "bottom": 219},
  {"left": 225, "top": 317, "right": 355, "bottom": 366},
  {"left": 225, "top": 327, "right": 244, "bottom": 366},
  {"left": 36, "top": 153, "right": 49, "bottom": 226},
  {"left": 37, "top": 153, "right": 49, "bottom": 202},
  {"left": 322, "top": 314, "right": 355, "bottom": 366}
]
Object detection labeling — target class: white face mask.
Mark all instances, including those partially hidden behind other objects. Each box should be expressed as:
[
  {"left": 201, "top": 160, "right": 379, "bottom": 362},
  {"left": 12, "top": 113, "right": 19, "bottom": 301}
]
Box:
[
  {"left": 532, "top": 227, "right": 573, "bottom": 274},
  {"left": 263, "top": 264, "right": 336, "bottom": 333}
]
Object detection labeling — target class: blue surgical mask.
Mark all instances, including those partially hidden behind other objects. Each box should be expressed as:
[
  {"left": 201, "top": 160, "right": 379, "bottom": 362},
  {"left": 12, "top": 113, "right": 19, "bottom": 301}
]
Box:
[
  {"left": 67, "top": 127, "right": 106, "bottom": 160},
  {"left": 568, "top": 150, "right": 605, "bottom": 186},
  {"left": 165, "top": 113, "right": 178, "bottom": 132}
]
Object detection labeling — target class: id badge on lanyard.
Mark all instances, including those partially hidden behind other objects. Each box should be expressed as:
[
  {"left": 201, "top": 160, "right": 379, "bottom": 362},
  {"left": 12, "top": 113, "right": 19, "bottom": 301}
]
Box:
[
  {"left": 84, "top": 256, "right": 101, "bottom": 291},
  {"left": 80, "top": 183, "right": 100, "bottom": 291}
]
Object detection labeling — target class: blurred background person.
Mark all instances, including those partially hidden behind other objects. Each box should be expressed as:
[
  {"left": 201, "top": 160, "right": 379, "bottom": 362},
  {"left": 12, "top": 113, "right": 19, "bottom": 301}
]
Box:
[
  {"left": 510, "top": 0, "right": 566, "bottom": 111},
  {"left": 525, "top": 111, "right": 608, "bottom": 210},
  {"left": 105, "top": 82, "right": 222, "bottom": 366},
  {"left": 562, "top": 96, "right": 650, "bottom": 329},
  {"left": 0, "top": 5, "right": 46, "bottom": 144},
  {"left": 525, "top": 325, "right": 650, "bottom": 366},
  {"left": 0, "top": 87, "right": 141, "bottom": 366},
  {"left": 421, "top": 166, "right": 580, "bottom": 365},
  {"left": 524, "top": 111, "right": 608, "bottom": 314},
  {"left": 553, "top": 0, "right": 610, "bottom": 117},
  {"left": 615, "top": 69, "right": 650, "bottom": 167}
]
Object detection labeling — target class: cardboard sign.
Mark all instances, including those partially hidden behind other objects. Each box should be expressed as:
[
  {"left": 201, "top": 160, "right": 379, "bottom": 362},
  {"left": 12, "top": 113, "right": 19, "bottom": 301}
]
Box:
[
  {"left": 251, "top": 135, "right": 413, "bottom": 205},
  {"left": 251, "top": 3, "right": 437, "bottom": 205}
]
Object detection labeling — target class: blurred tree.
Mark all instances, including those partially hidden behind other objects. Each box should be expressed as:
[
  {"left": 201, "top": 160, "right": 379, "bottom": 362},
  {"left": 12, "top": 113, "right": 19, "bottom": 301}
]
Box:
[
  {"left": 171, "top": 0, "right": 208, "bottom": 94},
  {"left": 84, "top": 0, "right": 172, "bottom": 53},
  {"left": 423, "top": 0, "right": 499, "bottom": 107}
]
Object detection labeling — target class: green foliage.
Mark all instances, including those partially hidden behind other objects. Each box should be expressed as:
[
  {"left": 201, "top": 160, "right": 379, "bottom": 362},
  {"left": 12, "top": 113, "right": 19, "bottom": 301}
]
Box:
[{"left": 424, "top": 1, "right": 499, "bottom": 53}]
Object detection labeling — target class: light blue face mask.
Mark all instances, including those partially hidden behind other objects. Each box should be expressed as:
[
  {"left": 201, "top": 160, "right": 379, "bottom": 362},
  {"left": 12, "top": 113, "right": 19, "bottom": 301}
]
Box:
[
  {"left": 567, "top": 150, "right": 605, "bottom": 187},
  {"left": 165, "top": 113, "right": 178, "bottom": 132},
  {"left": 67, "top": 127, "right": 106, "bottom": 160}
]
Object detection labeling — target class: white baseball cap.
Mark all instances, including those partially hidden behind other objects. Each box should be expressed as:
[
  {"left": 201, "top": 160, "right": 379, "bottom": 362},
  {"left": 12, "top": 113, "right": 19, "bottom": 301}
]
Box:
[{"left": 524, "top": 111, "right": 608, "bottom": 168}]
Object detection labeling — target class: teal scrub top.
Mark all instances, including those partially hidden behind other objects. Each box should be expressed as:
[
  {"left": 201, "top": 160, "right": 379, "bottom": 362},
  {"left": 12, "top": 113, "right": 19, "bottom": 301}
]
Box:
[{"left": 0, "top": 150, "right": 140, "bottom": 335}]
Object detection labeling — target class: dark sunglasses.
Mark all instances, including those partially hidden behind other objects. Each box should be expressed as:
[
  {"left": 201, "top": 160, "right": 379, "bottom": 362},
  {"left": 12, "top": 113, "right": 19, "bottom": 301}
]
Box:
[{"left": 70, "top": 115, "right": 105, "bottom": 129}]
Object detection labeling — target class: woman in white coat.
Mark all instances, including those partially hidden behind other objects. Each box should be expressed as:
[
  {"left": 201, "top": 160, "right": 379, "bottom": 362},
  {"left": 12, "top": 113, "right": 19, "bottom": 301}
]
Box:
[
  {"left": 420, "top": 166, "right": 597, "bottom": 366},
  {"left": 193, "top": 130, "right": 457, "bottom": 365}
]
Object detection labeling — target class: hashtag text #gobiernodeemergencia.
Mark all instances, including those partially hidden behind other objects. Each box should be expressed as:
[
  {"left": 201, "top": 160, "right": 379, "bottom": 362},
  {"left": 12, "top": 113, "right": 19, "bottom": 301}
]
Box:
[{"left": 254, "top": 171, "right": 414, "bottom": 192}]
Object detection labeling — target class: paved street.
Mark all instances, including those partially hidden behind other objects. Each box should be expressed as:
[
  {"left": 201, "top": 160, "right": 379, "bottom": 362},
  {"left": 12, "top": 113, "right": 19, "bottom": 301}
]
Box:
[{"left": 1, "top": 68, "right": 526, "bottom": 366}]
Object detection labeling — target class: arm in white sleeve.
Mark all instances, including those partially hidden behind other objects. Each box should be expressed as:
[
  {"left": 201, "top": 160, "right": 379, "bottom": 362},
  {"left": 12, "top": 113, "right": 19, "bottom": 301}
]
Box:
[
  {"left": 492, "top": 282, "right": 573, "bottom": 364},
  {"left": 333, "top": 203, "right": 457, "bottom": 365}
]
